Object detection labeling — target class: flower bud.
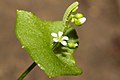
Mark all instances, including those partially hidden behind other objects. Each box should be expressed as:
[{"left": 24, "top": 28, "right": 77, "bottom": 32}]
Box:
[
  {"left": 68, "top": 42, "right": 78, "bottom": 48},
  {"left": 79, "top": 17, "right": 86, "bottom": 24},
  {"left": 75, "top": 13, "right": 83, "bottom": 18},
  {"left": 72, "top": 6, "right": 78, "bottom": 12}
]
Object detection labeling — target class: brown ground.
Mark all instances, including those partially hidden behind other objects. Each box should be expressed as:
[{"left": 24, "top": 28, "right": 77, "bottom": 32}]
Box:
[{"left": 0, "top": 0, "right": 120, "bottom": 80}]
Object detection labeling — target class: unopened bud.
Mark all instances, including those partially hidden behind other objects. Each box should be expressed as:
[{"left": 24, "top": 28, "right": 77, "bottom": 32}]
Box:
[
  {"left": 75, "top": 13, "right": 83, "bottom": 18},
  {"left": 72, "top": 6, "right": 78, "bottom": 12}
]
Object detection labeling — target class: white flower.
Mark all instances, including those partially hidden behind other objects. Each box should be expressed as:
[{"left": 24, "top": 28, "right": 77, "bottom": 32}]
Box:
[
  {"left": 51, "top": 31, "right": 69, "bottom": 46},
  {"left": 79, "top": 17, "right": 86, "bottom": 24}
]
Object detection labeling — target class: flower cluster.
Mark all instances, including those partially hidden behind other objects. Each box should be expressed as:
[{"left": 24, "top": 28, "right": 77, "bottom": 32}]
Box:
[
  {"left": 70, "top": 13, "right": 86, "bottom": 26},
  {"left": 51, "top": 31, "right": 69, "bottom": 46},
  {"left": 51, "top": 31, "right": 78, "bottom": 48}
]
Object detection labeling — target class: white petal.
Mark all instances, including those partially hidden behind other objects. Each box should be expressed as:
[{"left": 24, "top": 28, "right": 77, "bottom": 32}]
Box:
[
  {"left": 51, "top": 33, "right": 57, "bottom": 37},
  {"left": 22, "top": 46, "right": 24, "bottom": 48},
  {"left": 62, "top": 36, "right": 69, "bottom": 40},
  {"left": 58, "top": 31, "right": 63, "bottom": 37},
  {"left": 53, "top": 38, "right": 58, "bottom": 42},
  {"left": 75, "top": 43, "right": 78, "bottom": 47},
  {"left": 79, "top": 17, "right": 86, "bottom": 24},
  {"left": 61, "top": 41, "right": 67, "bottom": 46}
]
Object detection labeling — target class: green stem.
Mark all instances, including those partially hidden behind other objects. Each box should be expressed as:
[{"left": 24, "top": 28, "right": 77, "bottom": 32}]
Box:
[{"left": 18, "top": 62, "right": 37, "bottom": 80}]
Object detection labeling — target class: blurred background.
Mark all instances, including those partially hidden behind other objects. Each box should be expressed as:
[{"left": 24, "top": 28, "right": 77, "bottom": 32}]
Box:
[{"left": 0, "top": 0, "right": 120, "bottom": 80}]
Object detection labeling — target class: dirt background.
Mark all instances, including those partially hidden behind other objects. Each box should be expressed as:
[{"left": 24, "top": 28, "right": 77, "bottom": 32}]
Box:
[{"left": 0, "top": 0, "right": 120, "bottom": 80}]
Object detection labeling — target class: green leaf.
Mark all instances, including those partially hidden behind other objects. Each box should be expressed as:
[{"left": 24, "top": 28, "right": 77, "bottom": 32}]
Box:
[{"left": 16, "top": 10, "right": 82, "bottom": 77}]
